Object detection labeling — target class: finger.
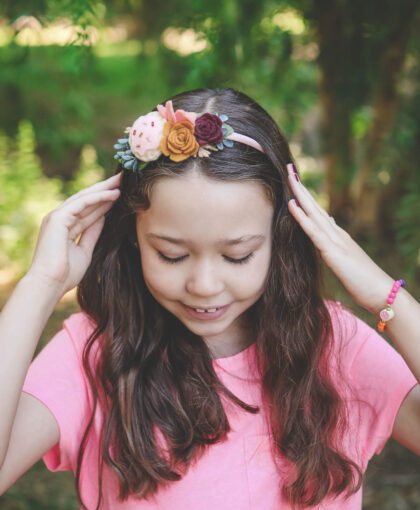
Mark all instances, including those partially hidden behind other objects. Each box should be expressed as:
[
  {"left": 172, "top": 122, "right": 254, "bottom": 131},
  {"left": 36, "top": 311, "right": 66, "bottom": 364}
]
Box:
[
  {"left": 288, "top": 199, "right": 332, "bottom": 249},
  {"left": 68, "top": 200, "right": 115, "bottom": 241},
  {"left": 286, "top": 166, "right": 340, "bottom": 232},
  {"left": 51, "top": 189, "right": 121, "bottom": 230},
  {"left": 77, "top": 215, "right": 106, "bottom": 258},
  {"left": 61, "top": 172, "right": 123, "bottom": 207},
  {"left": 76, "top": 196, "right": 115, "bottom": 220},
  {"left": 287, "top": 170, "right": 328, "bottom": 217}
]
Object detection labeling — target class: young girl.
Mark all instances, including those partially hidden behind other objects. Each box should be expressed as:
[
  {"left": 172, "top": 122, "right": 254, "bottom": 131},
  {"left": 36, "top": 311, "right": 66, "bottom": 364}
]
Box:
[{"left": 0, "top": 88, "right": 419, "bottom": 510}]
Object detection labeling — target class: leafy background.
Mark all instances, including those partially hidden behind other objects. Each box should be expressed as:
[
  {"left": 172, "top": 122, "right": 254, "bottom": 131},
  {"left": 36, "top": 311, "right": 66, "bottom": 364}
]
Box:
[{"left": 0, "top": 0, "right": 419, "bottom": 507}]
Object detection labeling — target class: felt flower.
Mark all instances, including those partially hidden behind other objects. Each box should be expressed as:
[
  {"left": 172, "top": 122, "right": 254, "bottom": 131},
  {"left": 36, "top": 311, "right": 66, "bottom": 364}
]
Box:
[
  {"left": 157, "top": 100, "right": 197, "bottom": 125},
  {"left": 194, "top": 113, "right": 224, "bottom": 145},
  {"left": 159, "top": 121, "right": 199, "bottom": 162},
  {"left": 128, "top": 111, "right": 166, "bottom": 162}
]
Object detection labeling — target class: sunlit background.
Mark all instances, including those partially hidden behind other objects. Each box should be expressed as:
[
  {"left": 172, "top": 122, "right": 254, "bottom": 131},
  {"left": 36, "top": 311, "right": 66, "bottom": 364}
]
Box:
[{"left": 1, "top": 1, "right": 420, "bottom": 508}]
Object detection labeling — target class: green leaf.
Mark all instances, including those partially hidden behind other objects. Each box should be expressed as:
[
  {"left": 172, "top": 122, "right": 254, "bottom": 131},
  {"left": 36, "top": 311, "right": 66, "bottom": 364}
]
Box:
[{"left": 223, "top": 123, "right": 234, "bottom": 137}]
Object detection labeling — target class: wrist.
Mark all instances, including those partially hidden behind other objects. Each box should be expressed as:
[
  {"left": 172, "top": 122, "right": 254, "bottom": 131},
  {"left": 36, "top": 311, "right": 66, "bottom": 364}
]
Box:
[
  {"left": 365, "top": 277, "right": 407, "bottom": 332},
  {"left": 20, "top": 271, "right": 66, "bottom": 305},
  {"left": 363, "top": 275, "right": 396, "bottom": 317}
]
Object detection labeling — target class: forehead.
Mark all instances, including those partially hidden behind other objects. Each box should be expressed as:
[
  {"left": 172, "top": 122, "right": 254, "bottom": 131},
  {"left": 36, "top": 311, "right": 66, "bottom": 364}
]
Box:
[{"left": 136, "top": 172, "right": 273, "bottom": 241}]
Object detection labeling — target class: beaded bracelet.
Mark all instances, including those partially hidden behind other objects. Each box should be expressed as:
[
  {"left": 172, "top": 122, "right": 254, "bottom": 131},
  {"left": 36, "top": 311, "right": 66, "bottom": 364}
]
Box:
[{"left": 377, "top": 279, "right": 405, "bottom": 332}]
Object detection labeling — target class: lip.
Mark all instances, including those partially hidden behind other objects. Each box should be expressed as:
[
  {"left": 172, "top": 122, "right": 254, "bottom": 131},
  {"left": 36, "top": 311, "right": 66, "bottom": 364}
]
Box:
[{"left": 182, "top": 303, "right": 231, "bottom": 320}]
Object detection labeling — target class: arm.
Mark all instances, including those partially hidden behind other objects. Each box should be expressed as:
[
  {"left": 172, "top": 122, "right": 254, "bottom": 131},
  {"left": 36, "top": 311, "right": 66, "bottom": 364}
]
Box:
[
  {"left": 286, "top": 164, "right": 420, "bottom": 453},
  {"left": 0, "top": 274, "right": 62, "bottom": 468},
  {"left": 0, "top": 172, "right": 121, "bottom": 484}
]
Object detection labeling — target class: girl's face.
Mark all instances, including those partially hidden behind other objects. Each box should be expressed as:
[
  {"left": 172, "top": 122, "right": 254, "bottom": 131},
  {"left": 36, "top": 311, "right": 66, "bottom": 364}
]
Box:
[{"left": 135, "top": 171, "right": 273, "bottom": 358}]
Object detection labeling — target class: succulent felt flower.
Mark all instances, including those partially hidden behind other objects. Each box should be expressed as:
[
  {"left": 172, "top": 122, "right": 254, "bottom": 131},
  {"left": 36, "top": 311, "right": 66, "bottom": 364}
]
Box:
[
  {"left": 128, "top": 111, "right": 166, "bottom": 162},
  {"left": 159, "top": 121, "right": 199, "bottom": 162},
  {"left": 157, "top": 100, "right": 197, "bottom": 125},
  {"left": 194, "top": 113, "right": 224, "bottom": 145}
]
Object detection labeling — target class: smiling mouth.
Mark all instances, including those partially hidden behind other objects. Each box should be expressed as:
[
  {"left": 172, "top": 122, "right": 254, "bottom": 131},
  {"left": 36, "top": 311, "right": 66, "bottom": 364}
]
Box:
[{"left": 185, "top": 305, "right": 226, "bottom": 313}]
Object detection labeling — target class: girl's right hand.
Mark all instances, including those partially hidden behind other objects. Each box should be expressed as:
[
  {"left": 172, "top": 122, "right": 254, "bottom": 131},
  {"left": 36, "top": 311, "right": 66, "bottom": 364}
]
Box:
[{"left": 27, "top": 172, "right": 122, "bottom": 298}]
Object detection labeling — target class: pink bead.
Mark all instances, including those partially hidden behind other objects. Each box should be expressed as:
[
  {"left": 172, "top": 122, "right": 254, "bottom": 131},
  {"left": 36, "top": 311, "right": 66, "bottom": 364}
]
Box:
[
  {"left": 387, "top": 297, "right": 394, "bottom": 304},
  {"left": 390, "top": 292, "right": 397, "bottom": 297}
]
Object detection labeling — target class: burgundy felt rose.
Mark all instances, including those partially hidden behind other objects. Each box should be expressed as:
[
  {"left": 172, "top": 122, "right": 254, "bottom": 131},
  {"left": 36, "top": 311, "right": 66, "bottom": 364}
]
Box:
[{"left": 194, "top": 113, "right": 224, "bottom": 145}]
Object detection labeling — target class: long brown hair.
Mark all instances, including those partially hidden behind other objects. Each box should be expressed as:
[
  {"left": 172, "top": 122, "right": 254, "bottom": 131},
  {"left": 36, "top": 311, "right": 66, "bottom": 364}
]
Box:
[{"left": 76, "top": 88, "right": 363, "bottom": 509}]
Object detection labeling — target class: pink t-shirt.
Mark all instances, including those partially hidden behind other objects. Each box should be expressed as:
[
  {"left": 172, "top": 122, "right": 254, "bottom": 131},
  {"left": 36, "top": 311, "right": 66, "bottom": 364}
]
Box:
[{"left": 22, "top": 301, "right": 417, "bottom": 509}]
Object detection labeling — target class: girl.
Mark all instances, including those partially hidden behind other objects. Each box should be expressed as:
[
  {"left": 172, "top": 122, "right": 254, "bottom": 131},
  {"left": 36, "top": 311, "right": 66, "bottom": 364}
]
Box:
[{"left": 0, "top": 88, "right": 419, "bottom": 510}]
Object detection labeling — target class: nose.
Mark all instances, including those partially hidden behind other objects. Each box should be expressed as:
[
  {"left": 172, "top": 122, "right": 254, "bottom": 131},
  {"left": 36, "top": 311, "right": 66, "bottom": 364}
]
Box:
[{"left": 185, "top": 259, "right": 224, "bottom": 297}]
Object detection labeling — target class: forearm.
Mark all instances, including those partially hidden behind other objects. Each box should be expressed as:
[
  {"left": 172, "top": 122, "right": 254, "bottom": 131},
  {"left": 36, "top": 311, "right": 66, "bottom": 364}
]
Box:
[{"left": 0, "top": 273, "right": 62, "bottom": 467}]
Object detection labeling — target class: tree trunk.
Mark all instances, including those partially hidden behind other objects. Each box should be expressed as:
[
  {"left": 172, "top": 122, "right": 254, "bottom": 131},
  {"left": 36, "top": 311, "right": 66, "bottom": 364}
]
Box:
[
  {"left": 311, "top": 0, "right": 356, "bottom": 227},
  {"left": 351, "top": 8, "right": 417, "bottom": 234}
]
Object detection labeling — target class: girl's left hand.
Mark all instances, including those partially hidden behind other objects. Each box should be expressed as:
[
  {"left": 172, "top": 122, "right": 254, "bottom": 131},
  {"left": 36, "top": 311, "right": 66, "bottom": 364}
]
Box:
[{"left": 286, "top": 164, "right": 394, "bottom": 317}]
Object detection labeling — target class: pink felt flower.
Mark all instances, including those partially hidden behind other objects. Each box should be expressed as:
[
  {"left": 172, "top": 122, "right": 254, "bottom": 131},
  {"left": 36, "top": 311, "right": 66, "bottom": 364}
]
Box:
[
  {"left": 129, "top": 111, "right": 166, "bottom": 161},
  {"left": 156, "top": 100, "right": 197, "bottom": 125}
]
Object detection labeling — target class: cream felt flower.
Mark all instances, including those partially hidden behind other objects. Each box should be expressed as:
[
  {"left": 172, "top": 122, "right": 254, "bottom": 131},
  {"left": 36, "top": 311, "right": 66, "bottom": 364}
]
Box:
[{"left": 129, "top": 111, "right": 166, "bottom": 162}]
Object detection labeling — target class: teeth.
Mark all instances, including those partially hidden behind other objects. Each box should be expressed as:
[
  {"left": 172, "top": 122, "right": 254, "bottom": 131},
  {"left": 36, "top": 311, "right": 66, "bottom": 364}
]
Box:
[{"left": 194, "top": 308, "right": 218, "bottom": 313}]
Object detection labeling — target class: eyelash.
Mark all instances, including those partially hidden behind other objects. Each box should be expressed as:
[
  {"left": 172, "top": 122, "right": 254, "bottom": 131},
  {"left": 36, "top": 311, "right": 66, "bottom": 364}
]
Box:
[{"left": 157, "top": 251, "right": 255, "bottom": 265}]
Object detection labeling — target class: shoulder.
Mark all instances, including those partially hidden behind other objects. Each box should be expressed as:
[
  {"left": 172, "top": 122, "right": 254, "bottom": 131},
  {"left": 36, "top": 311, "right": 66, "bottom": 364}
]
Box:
[
  {"left": 323, "top": 299, "right": 384, "bottom": 378},
  {"left": 59, "top": 311, "right": 100, "bottom": 359},
  {"left": 62, "top": 310, "right": 97, "bottom": 338},
  {"left": 323, "top": 299, "right": 363, "bottom": 354},
  {"left": 323, "top": 299, "right": 415, "bottom": 387}
]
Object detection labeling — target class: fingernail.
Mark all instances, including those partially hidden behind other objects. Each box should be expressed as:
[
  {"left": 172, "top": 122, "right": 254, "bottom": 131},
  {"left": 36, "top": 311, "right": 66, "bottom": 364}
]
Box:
[
  {"left": 293, "top": 199, "right": 300, "bottom": 208},
  {"left": 287, "top": 163, "right": 300, "bottom": 182}
]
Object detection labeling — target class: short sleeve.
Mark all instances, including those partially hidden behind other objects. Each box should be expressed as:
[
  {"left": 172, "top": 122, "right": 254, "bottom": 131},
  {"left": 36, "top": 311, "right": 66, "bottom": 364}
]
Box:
[
  {"left": 21, "top": 314, "right": 93, "bottom": 472},
  {"left": 336, "top": 306, "right": 418, "bottom": 458}
]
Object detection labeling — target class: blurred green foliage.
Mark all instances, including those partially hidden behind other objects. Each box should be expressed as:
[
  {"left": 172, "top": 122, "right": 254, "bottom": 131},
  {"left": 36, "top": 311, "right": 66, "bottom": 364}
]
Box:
[
  {"left": 0, "top": 121, "right": 63, "bottom": 275},
  {"left": 0, "top": 0, "right": 419, "bottom": 283},
  {"left": 0, "top": 120, "right": 105, "bottom": 277}
]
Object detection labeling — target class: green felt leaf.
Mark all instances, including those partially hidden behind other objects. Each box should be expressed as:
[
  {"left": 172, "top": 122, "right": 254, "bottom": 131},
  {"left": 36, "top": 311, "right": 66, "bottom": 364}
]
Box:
[
  {"left": 223, "top": 123, "right": 234, "bottom": 136},
  {"left": 137, "top": 161, "right": 148, "bottom": 172}
]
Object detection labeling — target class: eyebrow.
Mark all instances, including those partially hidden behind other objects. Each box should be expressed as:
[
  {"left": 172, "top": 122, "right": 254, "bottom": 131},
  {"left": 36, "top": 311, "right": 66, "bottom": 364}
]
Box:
[{"left": 146, "top": 233, "right": 266, "bottom": 246}]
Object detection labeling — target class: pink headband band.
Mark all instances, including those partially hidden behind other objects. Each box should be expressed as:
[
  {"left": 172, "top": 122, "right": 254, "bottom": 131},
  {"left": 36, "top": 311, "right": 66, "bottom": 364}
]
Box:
[
  {"left": 226, "top": 132, "right": 264, "bottom": 153},
  {"left": 113, "top": 100, "right": 264, "bottom": 172}
]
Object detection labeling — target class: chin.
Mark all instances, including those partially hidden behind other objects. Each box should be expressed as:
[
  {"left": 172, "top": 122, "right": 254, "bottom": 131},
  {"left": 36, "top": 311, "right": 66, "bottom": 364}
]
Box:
[{"left": 181, "top": 319, "right": 229, "bottom": 335}]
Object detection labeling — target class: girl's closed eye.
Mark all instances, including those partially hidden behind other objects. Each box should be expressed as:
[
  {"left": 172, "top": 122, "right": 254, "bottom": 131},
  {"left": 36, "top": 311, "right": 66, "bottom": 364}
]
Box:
[{"left": 157, "top": 251, "right": 255, "bottom": 265}]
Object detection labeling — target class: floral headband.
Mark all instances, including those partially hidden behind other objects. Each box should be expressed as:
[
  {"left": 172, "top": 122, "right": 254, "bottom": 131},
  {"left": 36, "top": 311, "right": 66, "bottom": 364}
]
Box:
[{"left": 113, "top": 100, "right": 264, "bottom": 172}]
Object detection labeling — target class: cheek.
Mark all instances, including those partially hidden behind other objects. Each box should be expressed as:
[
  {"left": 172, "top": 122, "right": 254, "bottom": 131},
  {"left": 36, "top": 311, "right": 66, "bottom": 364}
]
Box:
[
  {"left": 140, "top": 250, "right": 182, "bottom": 298},
  {"left": 231, "top": 252, "right": 271, "bottom": 297}
]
